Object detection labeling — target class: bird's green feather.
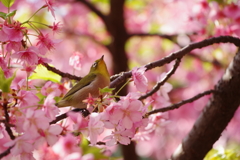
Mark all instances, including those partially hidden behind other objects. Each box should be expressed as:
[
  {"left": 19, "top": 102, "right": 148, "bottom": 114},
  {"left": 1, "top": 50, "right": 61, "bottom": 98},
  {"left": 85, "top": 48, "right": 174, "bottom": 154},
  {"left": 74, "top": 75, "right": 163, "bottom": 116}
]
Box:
[{"left": 62, "top": 74, "right": 97, "bottom": 99}]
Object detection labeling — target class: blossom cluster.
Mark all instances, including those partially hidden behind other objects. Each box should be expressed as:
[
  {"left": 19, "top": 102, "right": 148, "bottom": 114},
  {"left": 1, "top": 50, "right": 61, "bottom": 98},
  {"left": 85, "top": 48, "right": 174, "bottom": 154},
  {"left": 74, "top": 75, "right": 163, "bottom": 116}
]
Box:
[
  {"left": 190, "top": 1, "right": 240, "bottom": 37},
  {"left": 0, "top": 0, "right": 173, "bottom": 159}
]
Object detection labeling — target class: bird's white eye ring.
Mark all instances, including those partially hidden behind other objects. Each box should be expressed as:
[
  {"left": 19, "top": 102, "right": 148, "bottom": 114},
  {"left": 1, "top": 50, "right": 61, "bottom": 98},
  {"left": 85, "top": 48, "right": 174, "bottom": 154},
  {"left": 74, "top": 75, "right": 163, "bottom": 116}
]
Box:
[{"left": 93, "top": 62, "right": 97, "bottom": 68}]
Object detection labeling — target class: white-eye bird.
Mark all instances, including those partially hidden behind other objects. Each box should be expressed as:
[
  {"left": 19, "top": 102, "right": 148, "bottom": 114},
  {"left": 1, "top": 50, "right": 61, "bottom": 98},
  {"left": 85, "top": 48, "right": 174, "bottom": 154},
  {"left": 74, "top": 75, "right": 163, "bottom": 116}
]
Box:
[{"left": 55, "top": 55, "right": 110, "bottom": 109}]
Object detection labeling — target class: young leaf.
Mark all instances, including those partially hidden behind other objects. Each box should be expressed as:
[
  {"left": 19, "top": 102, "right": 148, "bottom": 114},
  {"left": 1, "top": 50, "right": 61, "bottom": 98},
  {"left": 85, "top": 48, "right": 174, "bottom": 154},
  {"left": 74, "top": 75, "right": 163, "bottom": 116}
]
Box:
[
  {"left": 99, "top": 87, "right": 115, "bottom": 94},
  {"left": 0, "top": 12, "right": 7, "bottom": 19},
  {"left": 29, "top": 64, "right": 61, "bottom": 83},
  {"left": 80, "top": 137, "right": 107, "bottom": 159},
  {"left": 1, "top": 0, "right": 16, "bottom": 8},
  {"left": 6, "top": 10, "right": 16, "bottom": 17},
  {"left": 0, "top": 68, "right": 16, "bottom": 93}
]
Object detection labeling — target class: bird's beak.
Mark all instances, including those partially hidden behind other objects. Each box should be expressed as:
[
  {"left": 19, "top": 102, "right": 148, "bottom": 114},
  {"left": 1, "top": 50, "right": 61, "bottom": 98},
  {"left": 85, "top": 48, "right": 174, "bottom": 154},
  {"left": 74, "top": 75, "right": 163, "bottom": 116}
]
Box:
[{"left": 101, "top": 55, "right": 104, "bottom": 60}]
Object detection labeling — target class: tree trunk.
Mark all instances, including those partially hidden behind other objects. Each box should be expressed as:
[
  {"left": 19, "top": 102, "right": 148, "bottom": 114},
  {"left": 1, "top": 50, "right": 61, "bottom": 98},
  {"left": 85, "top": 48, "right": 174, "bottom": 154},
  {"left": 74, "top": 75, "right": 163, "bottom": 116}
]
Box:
[{"left": 172, "top": 49, "right": 240, "bottom": 160}]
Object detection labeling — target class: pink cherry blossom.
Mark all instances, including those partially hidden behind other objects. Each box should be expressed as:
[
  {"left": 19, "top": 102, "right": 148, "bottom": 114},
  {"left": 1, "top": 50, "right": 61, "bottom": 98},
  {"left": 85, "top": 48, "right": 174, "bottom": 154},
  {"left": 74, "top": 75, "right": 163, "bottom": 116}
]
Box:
[
  {"left": 4, "top": 134, "right": 34, "bottom": 157},
  {"left": 69, "top": 51, "right": 83, "bottom": 71},
  {"left": 37, "top": 124, "right": 62, "bottom": 146},
  {"left": 21, "top": 64, "right": 36, "bottom": 77},
  {"left": 49, "top": 22, "right": 62, "bottom": 34},
  {"left": 101, "top": 102, "right": 123, "bottom": 128},
  {"left": 0, "top": 126, "right": 11, "bottom": 152},
  {"left": 33, "top": 144, "right": 59, "bottom": 160},
  {"left": 104, "top": 129, "right": 133, "bottom": 146},
  {"left": 223, "top": 3, "right": 240, "bottom": 20},
  {"left": 2, "top": 21, "right": 25, "bottom": 42},
  {"left": 0, "top": 26, "right": 9, "bottom": 42},
  {"left": 12, "top": 46, "right": 39, "bottom": 65},
  {"left": 41, "top": 81, "right": 61, "bottom": 97},
  {"left": 44, "top": 0, "right": 57, "bottom": 18},
  {"left": 158, "top": 82, "right": 172, "bottom": 100},
  {"left": 132, "top": 66, "right": 148, "bottom": 92},
  {"left": 42, "top": 94, "right": 60, "bottom": 121},
  {"left": 67, "top": 112, "right": 88, "bottom": 131},
  {"left": 37, "top": 56, "right": 52, "bottom": 64},
  {"left": 52, "top": 133, "right": 81, "bottom": 157},
  {"left": 102, "top": 95, "right": 145, "bottom": 131},
  {"left": 22, "top": 109, "right": 50, "bottom": 134},
  {"left": 36, "top": 33, "right": 56, "bottom": 55},
  {"left": 149, "top": 74, "right": 173, "bottom": 109},
  {"left": 119, "top": 99, "right": 143, "bottom": 129},
  {"left": 0, "top": 57, "right": 7, "bottom": 70},
  {"left": 64, "top": 152, "right": 84, "bottom": 160},
  {"left": 83, "top": 93, "right": 97, "bottom": 110},
  {"left": 151, "top": 94, "right": 171, "bottom": 109},
  {"left": 156, "top": 73, "right": 173, "bottom": 100},
  {"left": 0, "top": 57, "right": 11, "bottom": 78},
  {"left": 120, "top": 92, "right": 141, "bottom": 102},
  {"left": 11, "top": 78, "right": 28, "bottom": 91},
  {"left": 17, "top": 90, "right": 39, "bottom": 108},
  {"left": 6, "top": 41, "right": 22, "bottom": 52},
  {"left": 88, "top": 113, "right": 104, "bottom": 145}
]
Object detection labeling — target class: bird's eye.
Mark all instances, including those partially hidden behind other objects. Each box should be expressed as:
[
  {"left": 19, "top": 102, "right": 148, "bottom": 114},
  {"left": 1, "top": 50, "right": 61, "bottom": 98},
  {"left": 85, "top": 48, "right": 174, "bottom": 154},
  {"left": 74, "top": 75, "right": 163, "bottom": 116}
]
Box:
[{"left": 92, "top": 62, "right": 97, "bottom": 68}]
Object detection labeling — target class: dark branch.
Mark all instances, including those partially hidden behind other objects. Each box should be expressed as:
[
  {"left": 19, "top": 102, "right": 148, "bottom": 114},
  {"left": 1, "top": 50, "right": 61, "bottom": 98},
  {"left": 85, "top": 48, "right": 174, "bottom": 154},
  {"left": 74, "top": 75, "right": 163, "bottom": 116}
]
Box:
[
  {"left": 172, "top": 49, "right": 240, "bottom": 160},
  {"left": 41, "top": 63, "right": 81, "bottom": 81},
  {"left": 96, "top": 141, "right": 106, "bottom": 145},
  {"left": 0, "top": 120, "right": 15, "bottom": 127},
  {"left": 0, "top": 145, "right": 13, "bottom": 159},
  {"left": 50, "top": 108, "right": 90, "bottom": 124},
  {"left": 139, "top": 58, "right": 181, "bottom": 100},
  {"left": 110, "top": 36, "right": 240, "bottom": 89},
  {"left": 128, "top": 33, "right": 177, "bottom": 41},
  {"left": 145, "top": 90, "right": 215, "bottom": 117},
  {"left": 50, "top": 112, "right": 67, "bottom": 124},
  {"left": 3, "top": 102, "right": 15, "bottom": 140}
]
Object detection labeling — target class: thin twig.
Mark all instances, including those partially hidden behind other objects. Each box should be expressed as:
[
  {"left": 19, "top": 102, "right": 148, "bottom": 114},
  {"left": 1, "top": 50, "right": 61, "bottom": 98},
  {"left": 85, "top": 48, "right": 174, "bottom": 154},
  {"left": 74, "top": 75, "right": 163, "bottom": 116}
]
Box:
[
  {"left": 0, "top": 145, "right": 14, "bottom": 159},
  {"left": 128, "top": 33, "right": 177, "bottom": 41},
  {"left": 145, "top": 90, "right": 215, "bottom": 117},
  {"left": 41, "top": 63, "right": 81, "bottom": 81},
  {"left": 139, "top": 58, "right": 181, "bottom": 100},
  {"left": 3, "top": 102, "right": 15, "bottom": 140}
]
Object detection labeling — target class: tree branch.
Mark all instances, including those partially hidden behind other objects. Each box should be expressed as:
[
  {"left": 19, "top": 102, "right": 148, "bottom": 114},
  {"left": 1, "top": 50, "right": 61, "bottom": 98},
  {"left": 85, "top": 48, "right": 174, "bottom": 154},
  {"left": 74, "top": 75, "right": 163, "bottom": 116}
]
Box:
[
  {"left": 41, "top": 63, "right": 81, "bottom": 81},
  {"left": 172, "top": 49, "right": 240, "bottom": 160},
  {"left": 110, "top": 36, "right": 240, "bottom": 89},
  {"left": 2, "top": 102, "right": 15, "bottom": 140},
  {"left": 0, "top": 145, "right": 13, "bottom": 159},
  {"left": 139, "top": 58, "right": 181, "bottom": 100},
  {"left": 50, "top": 108, "right": 90, "bottom": 124},
  {"left": 145, "top": 89, "right": 215, "bottom": 117},
  {"left": 128, "top": 32, "right": 177, "bottom": 40}
]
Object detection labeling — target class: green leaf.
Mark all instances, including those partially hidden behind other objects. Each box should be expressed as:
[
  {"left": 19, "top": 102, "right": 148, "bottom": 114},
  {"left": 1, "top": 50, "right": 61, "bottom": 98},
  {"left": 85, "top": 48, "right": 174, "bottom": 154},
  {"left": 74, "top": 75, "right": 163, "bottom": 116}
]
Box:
[
  {"left": 0, "top": 12, "right": 7, "bottom": 19},
  {"left": 1, "top": 0, "right": 16, "bottom": 8},
  {"left": 80, "top": 137, "right": 108, "bottom": 159},
  {"left": 0, "top": 68, "right": 16, "bottom": 93},
  {"left": 6, "top": 10, "right": 16, "bottom": 17},
  {"left": 205, "top": 148, "right": 240, "bottom": 160},
  {"left": 29, "top": 64, "right": 61, "bottom": 83},
  {"left": 99, "top": 87, "right": 115, "bottom": 94}
]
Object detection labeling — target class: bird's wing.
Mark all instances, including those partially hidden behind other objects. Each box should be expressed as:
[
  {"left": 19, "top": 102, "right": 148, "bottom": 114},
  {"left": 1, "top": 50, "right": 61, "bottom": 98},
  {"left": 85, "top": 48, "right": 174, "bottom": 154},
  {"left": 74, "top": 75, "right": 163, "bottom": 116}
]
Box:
[{"left": 62, "top": 74, "right": 97, "bottom": 99}]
